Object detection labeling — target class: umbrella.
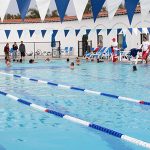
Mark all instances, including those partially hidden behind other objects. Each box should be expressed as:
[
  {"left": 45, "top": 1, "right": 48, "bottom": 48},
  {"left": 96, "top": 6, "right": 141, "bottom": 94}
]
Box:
[{"left": 122, "top": 34, "right": 127, "bottom": 50}]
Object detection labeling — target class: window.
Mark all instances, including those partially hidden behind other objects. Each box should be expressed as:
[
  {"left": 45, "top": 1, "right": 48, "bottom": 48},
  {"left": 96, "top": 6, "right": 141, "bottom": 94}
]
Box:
[
  {"left": 141, "top": 34, "right": 149, "bottom": 44},
  {"left": 117, "top": 34, "right": 123, "bottom": 48},
  {"left": 97, "top": 35, "right": 103, "bottom": 47}
]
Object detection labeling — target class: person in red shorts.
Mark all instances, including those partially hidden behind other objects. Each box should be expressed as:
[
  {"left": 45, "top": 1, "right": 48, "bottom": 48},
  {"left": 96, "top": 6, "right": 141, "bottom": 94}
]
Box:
[
  {"left": 111, "top": 38, "right": 118, "bottom": 62},
  {"left": 141, "top": 37, "right": 150, "bottom": 63}
]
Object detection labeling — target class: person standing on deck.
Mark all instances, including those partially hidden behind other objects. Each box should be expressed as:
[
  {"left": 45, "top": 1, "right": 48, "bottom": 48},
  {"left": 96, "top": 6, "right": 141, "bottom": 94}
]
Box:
[
  {"left": 12, "top": 42, "right": 18, "bottom": 61},
  {"left": 141, "top": 37, "right": 150, "bottom": 64},
  {"left": 19, "top": 41, "right": 26, "bottom": 60},
  {"left": 111, "top": 38, "right": 118, "bottom": 62}
]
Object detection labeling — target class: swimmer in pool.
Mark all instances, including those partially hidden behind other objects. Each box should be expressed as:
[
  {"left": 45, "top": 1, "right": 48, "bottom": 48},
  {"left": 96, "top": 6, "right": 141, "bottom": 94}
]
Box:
[
  {"left": 29, "top": 59, "right": 37, "bottom": 64},
  {"left": 66, "top": 58, "right": 70, "bottom": 62},
  {"left": 70, "top": 62, "right": 74, "bottom": 69},
  {"left": 86, "top": 57, "right": 89, "bottom": 62},
  {"left": 5, "top": 58, "right": 11, "bottom": 67},
  {"left": 45, "top": 58, "right": 50, "bottom": 62},
  {"left": 76, "top": 57, "right": 80, "bottom": 65}
]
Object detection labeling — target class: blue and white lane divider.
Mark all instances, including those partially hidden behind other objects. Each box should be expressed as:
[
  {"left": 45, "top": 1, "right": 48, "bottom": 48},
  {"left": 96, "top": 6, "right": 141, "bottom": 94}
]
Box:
[
  {"left": 0, "top": 72, "right": 150, "bottom": 106},
  {"left": 0, "top": 90, "right": 150, "bottom": 149}
]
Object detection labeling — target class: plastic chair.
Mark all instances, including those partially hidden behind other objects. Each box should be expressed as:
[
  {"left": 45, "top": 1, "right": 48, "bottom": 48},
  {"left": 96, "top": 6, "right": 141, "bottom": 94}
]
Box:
[{"left": 69, "top": 47, "right": 73, "bottom": 55}]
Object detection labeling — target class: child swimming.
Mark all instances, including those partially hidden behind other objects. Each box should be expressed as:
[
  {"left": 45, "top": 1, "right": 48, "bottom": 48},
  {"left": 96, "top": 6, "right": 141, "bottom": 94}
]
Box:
[{"left": 70, "top": 62, "right": 74, "bottom": 69}]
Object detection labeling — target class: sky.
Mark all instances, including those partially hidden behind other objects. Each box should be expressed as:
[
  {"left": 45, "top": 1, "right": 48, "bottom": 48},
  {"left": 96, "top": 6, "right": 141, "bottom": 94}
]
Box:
[{"left": 7, "top": 0, "right": 76, "bottom": 15}]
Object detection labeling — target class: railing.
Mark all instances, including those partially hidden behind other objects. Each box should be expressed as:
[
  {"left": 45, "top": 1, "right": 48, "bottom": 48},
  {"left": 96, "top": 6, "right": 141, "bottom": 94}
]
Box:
[{"left": 0, "top": 41, "right": 61, "bottom": 59}]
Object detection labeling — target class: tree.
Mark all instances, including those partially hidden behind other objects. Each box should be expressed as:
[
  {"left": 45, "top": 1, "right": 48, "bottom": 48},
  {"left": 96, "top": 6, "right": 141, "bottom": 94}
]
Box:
[
  {"left": 51, "top": 10, "right": 58, "bottom": 17},
  {"left": 84, "top": 0, "right": 91, "bottom": 14},
  {"left": 4, "top": 13, "right": 21, "bottom": 19},
  {"left": 119, "top": 3, "right": 125, "bottom": 9},
  {"left": 101, "top": 6, "right": 107, "bottom": 12},
  {"left": 27, "top": 8, "right": 40, "bottom": 18}
]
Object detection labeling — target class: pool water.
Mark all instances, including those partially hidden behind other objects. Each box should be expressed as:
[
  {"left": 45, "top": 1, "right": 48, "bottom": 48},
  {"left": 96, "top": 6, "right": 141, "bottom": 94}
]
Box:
[{"left": 0, "top": 60, "right": 149, "bottom": 150}]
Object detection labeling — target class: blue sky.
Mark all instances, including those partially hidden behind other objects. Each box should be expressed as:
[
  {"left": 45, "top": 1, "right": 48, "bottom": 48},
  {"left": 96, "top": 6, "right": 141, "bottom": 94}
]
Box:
[{"left": 7, "top": 0, "right": 76, "bottom": 15}]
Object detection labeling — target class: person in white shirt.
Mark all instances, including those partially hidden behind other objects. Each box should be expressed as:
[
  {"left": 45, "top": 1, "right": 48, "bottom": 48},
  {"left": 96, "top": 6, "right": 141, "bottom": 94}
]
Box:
[
  {"left": 141, "top": 37, "right": 150, "bottom": 63},
  {"left": 141, "top": 37, "right": 149, "bottom": 56},
  {"left": 111, "top": 38, "right": 118, "bottom": 48},
  {"left": 111, "top": 38, "right": 118, "bottom": 62}
]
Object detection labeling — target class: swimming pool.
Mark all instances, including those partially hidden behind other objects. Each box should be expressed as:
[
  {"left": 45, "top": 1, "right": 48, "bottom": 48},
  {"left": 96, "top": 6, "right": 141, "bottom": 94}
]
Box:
[{"left": 0, "top": 60, "right": 149, "bottom": 150}]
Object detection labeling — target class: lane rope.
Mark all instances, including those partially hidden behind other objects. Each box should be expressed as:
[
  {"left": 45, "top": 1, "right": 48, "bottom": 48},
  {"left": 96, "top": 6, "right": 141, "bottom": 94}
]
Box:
[
  {"left": 0, "top": 72, "right": 150, "bottom": 106},
  {"left": 0, "top": 90, "right": 150, "bottom": 149}
]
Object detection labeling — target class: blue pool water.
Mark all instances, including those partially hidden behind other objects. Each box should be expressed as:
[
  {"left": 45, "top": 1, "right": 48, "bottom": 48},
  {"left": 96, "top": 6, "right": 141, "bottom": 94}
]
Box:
[{"left": 0, "top": 60, "right": 149, "bottom": 150}]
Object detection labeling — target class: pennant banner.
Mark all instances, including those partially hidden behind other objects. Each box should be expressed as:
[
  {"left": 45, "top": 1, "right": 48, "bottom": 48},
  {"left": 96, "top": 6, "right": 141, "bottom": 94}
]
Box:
[
  {"left": 73, "top": 0, "right": 88, "bottom": 21},
  {"left": 107, "top": 0, "right": 123, "bottom": 20},
  {"left": 91, "top": 0, "right": 106, "bottom": 22},
  {"left": 86, "top": 29, "right": 91, "bottom": 35},
  {"left": 5, "top": 30, "right": 11, "bottom": 39},
  {"left": 64, "top": 30, "right": 69, "bottom": 37},
  {"left": 125, "top": 0, "right": 139, "bottom": 24},
  {"left": 0, "top": 0, "right": 11, "bottom": 22},
  {"left": 29, "top": 30, "right": 35, "bottom": 37},
  {"left": 117, "top": 28, "right": 122, "bottom": 35},
  {"left": 0, "top": 0, "right": 147, "bottom": 24},
  {"left": 3, "top": 27, "right": 150, "bottom": 41},
  {"left": 41, "top": 30, "right": 47, "bottom": 38},
  {"left": 55, "top": 0, "right": 70, "bottom": 22},
  {"left": 107, "top": 29, "right": 112, "bottom": 35},
  {"left": 75, "top": 29, "right": 80, "bottom": 36},
  {"left": 35, "top": 0, "right": 51, "bottom": 21},
  {"left": 16, "top": 0, "right": 31, "bottom": 20},
  {"left": 147, "top": 27, "right": 150, "bottom": 34},
  {"left": 96, "top": 29, "right": 102, "bottom": 35},
  {"left": 122, "top": 35, "right": 127, "bottom": 49},
  {"left": 138, "top": 28, "right": 142, "bottom": 33},
  {"left": 53, "top": 30, "right": 58, "bottom": 37},
  {"left": 128, "top": 28, "right": 133, "bottom": 34},
  {"left": 17, "top": 30, "right": 23, "bottom": 38}
]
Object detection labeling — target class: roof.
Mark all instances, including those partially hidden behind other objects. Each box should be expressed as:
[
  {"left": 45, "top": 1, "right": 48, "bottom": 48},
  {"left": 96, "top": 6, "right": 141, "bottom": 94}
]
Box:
[{"left": 1, "top": 6, "right": 141, "bottom": 24}]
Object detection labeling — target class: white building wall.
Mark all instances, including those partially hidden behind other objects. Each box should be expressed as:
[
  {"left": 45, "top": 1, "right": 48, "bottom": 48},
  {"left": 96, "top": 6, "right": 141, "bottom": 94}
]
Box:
[{"left": 0, "top": 13, "right": 150, "bottom": 56}]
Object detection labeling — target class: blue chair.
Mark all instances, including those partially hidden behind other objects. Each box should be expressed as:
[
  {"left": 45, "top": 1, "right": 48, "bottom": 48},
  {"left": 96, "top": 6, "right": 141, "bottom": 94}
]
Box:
[
  {"left": 61, "top": 47, "right": 69, "bottom": 55},
  {"left": 91, "top": 47, "right": 107, "bottom": 58},
  {"left": 85, "top": 47, "right": 95, "bottom": 57},
  {"left": 69, "top": 47, "right": 73, "bottom": 55}
]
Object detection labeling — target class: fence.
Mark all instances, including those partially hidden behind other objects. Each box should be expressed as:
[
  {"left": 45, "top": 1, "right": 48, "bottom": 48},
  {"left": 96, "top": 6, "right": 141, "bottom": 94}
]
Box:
[{"left": 0, "top": 41, "right": 61, "bottom": 59}]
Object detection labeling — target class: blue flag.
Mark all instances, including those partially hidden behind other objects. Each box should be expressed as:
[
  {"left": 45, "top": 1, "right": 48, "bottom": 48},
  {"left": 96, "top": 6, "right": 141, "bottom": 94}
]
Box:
[
  {"left": 86, "top": 29, "right": 91, "bottom": 35},
  {"left": 91, "top": 0, "right": 105, "bottom": 22},
  {"left": 138, "top": 28, "right": 142, "bottom": 33},
  {"left": 147, "top": 28, "right": 150, "bottom": 34},
  {"left": 117, "top": 28, "right": 122, "bottom": 35},
  {"left": 75, "top": 29, "right": 80, "bottom": 36},
  {"left": 128, "top": 28, "right": 133, "bottom": 35},
  {"left": 41, "top": 30, "right": 47, "bottom": 38},
  {"left": 16, "top": 0, "right": 31, "bottom": 20},
  {"left": 122, "top": 35, "right": 127, "bottom": 49},
  {"left": 96, "top": 29, "right": 102, "bottom": 35},
  {"left": 55, "top": 0, "right": 70, "bottom": 22},
  {"left": 107, "top": 29, "right": 112, "bottom": 35},
  {"left": 17, "top": 30, "right": 23, "bottom": 39},
  {"left": 53, "top": 30, "right": 58, "bottom": 37},
  {"left": 51, "top": 30, "right": 58, "bottom": 47},
  {"left": 5, "top": 30, "right": 11, "bottom": 39},
  {"left": 125, "top": 0, "right": 139, "bottom": 24},
  {"left": 29, "top": 30, "right": 35, "bottom": 37},
  {"left": 64, "top": 30, "right": 69, "bottom": 37}
]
